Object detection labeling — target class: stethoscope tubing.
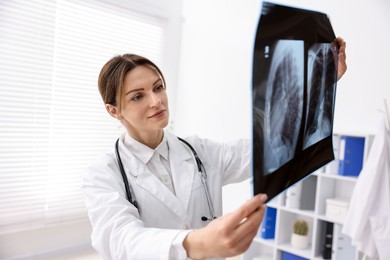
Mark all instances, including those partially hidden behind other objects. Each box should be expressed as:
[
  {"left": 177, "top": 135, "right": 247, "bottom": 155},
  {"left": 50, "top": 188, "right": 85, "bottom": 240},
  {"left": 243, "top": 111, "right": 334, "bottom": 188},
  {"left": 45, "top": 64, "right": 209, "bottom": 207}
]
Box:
[
  {"left": 199, "top": 162, "right": 216, "bottom": 220},
  {"left": 115, "top": 139, "right": 138, "bottom": 209},
  {"left": 115, "top": 137, "right": 216, "bottom": 221}
]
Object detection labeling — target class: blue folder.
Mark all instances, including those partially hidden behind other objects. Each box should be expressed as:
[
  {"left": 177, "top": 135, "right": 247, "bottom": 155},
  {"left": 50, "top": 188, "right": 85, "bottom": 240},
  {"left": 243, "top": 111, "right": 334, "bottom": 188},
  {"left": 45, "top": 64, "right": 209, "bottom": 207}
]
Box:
[
  {"left": 338, "top": 136, "right": 365, "bottom": 176},
  {"left": 282, "top": 252, "right": 309, "bottom": 260},
  {"left": 261, "top": 207, "right": 277, "bottom": 239}
]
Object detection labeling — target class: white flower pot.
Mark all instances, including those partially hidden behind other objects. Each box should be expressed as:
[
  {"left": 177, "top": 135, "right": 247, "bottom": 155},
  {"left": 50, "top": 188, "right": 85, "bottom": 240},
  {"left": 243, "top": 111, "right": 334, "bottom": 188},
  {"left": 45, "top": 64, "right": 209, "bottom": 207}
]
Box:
[{"left": 290, "top": 233, "right": 309, "bottom": 249}]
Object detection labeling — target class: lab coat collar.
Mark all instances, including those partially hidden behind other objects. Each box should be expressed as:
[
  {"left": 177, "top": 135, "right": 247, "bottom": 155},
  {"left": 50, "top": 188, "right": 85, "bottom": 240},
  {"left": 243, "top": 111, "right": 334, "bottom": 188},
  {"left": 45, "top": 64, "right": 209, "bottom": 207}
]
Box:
[
  {"left": 136, "top": 132, "right": 195, "bottom": 221},
  {"left": 156, "top": 134, "right": 169, "bottom": 161},
  {"left": 165, "top": 131, "right": 195, "bottom": 213},
  {"left": 118, "top": 131, "right": 195, "bottom": 220},
  {"left": 123, "top": 132, "right": 169, "bottom": 163},
  {"left": 164, "top": 130, "right": 192, "bottom": 161},
  {"left": 136, "top": 172, "right": 189, "bottom": 221}
]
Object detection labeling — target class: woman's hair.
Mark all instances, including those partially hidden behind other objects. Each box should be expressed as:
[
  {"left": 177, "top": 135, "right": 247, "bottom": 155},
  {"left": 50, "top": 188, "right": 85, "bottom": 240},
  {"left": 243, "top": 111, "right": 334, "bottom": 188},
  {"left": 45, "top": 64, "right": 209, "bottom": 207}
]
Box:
[{"left": 98, "top": 54, "right": 165, "bottom": 109}]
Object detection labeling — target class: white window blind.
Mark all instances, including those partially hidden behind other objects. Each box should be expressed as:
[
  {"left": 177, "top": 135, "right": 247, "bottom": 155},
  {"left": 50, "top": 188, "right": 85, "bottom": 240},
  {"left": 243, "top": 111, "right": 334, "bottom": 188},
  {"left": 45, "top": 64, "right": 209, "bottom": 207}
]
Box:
[{"left": 0, "top": 0, "right": 165, "bottom": 234}]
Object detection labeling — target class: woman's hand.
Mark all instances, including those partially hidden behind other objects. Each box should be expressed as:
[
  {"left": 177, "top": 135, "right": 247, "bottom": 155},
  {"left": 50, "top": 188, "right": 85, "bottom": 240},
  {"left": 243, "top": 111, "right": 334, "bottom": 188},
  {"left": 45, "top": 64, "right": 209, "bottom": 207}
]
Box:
[
  {"left": 335, "top": 37, "right": 347, "bottom": 80},
  {"left": 183, "top": 193, "right": 267, "bottom": 259}
]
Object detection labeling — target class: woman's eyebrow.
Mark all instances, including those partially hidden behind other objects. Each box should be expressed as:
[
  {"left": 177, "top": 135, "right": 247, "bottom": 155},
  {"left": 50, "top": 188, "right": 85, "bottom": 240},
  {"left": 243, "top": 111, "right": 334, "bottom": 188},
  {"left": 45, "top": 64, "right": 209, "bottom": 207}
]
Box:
[
  {"left": 153, "top": 78, "right": 162, "bottom": 85},
  {"left": 125, "top": 88, "right": 143, "bottom": 96},
  {"left": 125, "top": 78, "right": 162, "bottom": 96}
]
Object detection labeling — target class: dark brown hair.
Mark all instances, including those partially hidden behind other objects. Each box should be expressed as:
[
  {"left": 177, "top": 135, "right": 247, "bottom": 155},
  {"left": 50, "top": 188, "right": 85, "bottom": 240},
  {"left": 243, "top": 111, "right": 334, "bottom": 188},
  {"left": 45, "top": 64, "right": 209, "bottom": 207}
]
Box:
[{"left": 98, "top": 54, "right": 166, "bottom": 110}]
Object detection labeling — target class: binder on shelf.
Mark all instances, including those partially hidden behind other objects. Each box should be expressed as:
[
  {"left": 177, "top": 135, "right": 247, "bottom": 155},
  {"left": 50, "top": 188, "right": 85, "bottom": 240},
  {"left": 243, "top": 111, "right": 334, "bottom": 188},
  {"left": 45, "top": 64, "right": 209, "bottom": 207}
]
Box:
[
  {"left": 282, "top": 251, "right": 309, "bottom": 260},
  {"left": 332, "top": 224, "right": 356, "bottom": 260},
  {"left": 285, "top": 176, "right": 316, "bottom": 210},
  {"left": 285, "top": 182, "right": 302, "bottom": 209},
  {"left": 338, "top": 136, "right": 365, "bottom": 176},
  {"left": 260, "top": 207, "right": 277, "bottom": 239},
  {"left": 322, "top": 222, "right": 333, "bottom": 259},
  {"left": 325, "top": 134, "right": 341, "bottom": 174},
  {"left": 299, "top": 176, "right": 317, "bottom": 210}
]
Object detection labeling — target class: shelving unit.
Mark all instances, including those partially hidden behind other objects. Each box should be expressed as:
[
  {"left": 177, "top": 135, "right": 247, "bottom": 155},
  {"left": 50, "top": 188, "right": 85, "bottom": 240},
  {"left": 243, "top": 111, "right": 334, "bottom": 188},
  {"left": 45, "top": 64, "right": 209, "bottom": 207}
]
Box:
[{"left": 245, "top": 134, "right": 373, "bottom": 260}]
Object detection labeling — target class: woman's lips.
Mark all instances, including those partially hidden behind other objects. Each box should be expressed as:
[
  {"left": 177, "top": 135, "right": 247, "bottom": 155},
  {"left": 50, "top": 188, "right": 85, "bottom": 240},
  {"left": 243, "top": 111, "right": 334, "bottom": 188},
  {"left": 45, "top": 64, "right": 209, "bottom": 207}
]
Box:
[{"left": 149, "top": 109, "right": 166, "bottom": 118}]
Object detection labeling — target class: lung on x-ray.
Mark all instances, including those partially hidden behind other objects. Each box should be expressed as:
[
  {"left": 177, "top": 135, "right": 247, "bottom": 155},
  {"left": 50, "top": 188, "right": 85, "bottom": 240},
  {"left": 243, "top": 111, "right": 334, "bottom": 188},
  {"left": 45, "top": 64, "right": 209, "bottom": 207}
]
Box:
[{"left": 252, "top": 2, "right": 339, "bottom": 201}]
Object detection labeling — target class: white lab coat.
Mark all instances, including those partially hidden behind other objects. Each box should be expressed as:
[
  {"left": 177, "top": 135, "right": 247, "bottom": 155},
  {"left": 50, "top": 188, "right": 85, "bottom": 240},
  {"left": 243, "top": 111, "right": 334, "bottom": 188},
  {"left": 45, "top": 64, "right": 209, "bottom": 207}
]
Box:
[
  {"left": 82, "top": 131, "right": 251, "bottom": 260},
  {"left": 342, "top": 119, "right": 390, "bottom": 259}
]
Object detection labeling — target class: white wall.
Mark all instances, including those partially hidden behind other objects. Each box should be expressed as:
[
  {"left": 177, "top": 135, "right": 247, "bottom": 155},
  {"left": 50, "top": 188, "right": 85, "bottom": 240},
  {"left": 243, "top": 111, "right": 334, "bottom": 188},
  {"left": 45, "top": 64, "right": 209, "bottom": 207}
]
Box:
[
  {"left": 174, "top": 0, "right": 390, "bottom": 212},
  {"left": 174, "top": 0, "right": 258, "bottom": 141},
  {"left": 174, "top": 0, "right": 262, "bottom": 212},
  {"left": 0, "top": 220, "right": 93, "bottom": 259}
]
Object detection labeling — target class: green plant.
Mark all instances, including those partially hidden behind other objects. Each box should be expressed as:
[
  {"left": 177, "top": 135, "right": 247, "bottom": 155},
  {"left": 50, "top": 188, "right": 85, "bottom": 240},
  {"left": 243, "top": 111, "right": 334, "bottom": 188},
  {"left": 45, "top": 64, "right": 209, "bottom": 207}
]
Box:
[{"left": 293, "top": 219, "right": 308, "bottom": 236}]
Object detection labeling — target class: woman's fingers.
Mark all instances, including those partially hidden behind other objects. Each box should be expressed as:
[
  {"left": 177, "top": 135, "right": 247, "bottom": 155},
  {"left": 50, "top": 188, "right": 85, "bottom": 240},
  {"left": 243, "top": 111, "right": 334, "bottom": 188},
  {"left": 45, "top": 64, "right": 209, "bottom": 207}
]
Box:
[
  {"left": 335, "top": 37, "right": 347, "bottom": 80},
  {"left": 234, "top": 202, "right": 266, "bottom": 242},
  {"left": 234, "top": 224, "right": 261, "bottom": 253},
  {"left": 224, "top": 194, "right": 267, "bottom": 229},
  {"left": 222, "top": 194, "right": 267, "bottom": 249},
  {"left": 227, "top": 204, "right": 266, "bottom": 254},
  {"left": 183, "top": 194, "right": 268, "bottom": 259}
]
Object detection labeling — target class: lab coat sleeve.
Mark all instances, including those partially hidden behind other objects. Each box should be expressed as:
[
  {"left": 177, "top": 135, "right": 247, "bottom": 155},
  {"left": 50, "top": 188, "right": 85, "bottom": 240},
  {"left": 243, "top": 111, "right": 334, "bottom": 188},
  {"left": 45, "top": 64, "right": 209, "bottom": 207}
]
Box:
[
  {"left": 82, "top": 153, "right": 188, "bottom": 260},
  {"left": 342, "top": 119, "right": 390, "bottom": 258},
  {"left": 170, "top": 230, "right": 193, "bottom": 259},
  {"left": 188, "top": 136, "right": 251, "bottom": 186},
  {"left": 220, "top": 138, "right": 251, "bottom": 185}
]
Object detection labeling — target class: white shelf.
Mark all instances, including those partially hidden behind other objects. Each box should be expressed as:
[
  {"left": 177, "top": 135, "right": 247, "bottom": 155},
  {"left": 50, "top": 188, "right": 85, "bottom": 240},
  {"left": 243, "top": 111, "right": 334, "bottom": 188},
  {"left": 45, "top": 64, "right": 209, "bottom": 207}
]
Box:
[
  {"left": 266, "top": 201, "right": 279, "bottom": 208},
  {"left": 317, "top": 214, "right": 344, "bottom": 225},
  {"left": 251, "top": 254, "right": 274, "bottom": 260},
  {"left": 278, "top": 206, "right": 315, "bottom": 218},
  {"left": 254, "top": 237, "right": 276, "bottom": 247},
  {"left": 320, "top": 173, "right": 358, "bottom": 182},
  {"left": 246, "top": 133, "right": 372, "bottom": 260},
  {"left": 277, "top": 243, "right": 312, "bottom": 259}
]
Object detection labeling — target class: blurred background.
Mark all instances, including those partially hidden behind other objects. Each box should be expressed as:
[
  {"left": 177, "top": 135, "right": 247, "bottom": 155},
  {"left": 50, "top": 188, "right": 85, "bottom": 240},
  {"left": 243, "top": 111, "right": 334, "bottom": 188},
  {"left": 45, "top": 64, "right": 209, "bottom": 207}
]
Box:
[{"left": 0, "top": 0, "right": 389, "bottom": 259}]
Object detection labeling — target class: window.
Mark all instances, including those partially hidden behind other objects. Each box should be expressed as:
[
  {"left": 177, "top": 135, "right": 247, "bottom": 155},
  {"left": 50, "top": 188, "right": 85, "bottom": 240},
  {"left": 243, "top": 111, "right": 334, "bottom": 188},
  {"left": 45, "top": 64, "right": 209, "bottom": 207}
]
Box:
[{"left": 0, "top": 0, "right": 167, "bottom": 235}]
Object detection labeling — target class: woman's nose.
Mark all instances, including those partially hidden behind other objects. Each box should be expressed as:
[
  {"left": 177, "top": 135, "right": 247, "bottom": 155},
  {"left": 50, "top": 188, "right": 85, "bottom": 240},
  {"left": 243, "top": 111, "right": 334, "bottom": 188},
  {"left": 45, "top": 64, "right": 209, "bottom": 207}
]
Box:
[{"left": 149, "top": 92, "right": 161, "bottom": 107}]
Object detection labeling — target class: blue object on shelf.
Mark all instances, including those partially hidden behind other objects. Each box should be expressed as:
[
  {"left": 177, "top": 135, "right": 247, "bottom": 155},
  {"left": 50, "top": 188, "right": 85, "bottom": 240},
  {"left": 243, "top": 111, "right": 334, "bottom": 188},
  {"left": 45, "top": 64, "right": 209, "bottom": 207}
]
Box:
[
  {"left": 282, "top": 251, "right": 309, "bottom": 260},
  {"left": 338, "top": 136, "right": 365, "bottom": 176},
  {"left": 260, "top": 206, "right": 277, "bottom": 239}
]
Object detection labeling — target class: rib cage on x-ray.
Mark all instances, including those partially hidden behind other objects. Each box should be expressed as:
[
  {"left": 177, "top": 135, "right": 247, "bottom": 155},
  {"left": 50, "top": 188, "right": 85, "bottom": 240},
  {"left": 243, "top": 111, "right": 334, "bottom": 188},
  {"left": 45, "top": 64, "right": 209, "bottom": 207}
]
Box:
[
  {"left": 303, "top": 43, "right": 337, "bottom": 149},
  {"left": 264, "top": 40, "right": 303, "bottom": 174}
]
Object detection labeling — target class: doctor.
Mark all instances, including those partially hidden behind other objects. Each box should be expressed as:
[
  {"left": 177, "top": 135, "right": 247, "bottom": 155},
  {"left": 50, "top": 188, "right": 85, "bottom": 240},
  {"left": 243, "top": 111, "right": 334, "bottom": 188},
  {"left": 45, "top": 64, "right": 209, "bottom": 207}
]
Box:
[
  {"left": 82, "top": 53, "right": 267, "bottom": 260},
  {"left": 83, "top": 38, "right": 347, "bottom": 260}
]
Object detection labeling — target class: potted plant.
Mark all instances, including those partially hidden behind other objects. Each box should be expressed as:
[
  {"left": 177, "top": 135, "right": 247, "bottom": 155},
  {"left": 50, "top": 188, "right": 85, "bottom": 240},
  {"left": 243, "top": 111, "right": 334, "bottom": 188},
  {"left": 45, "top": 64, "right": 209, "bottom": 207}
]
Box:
[{"left": 290, "top": 219, "right": 309, "bottom": 249}]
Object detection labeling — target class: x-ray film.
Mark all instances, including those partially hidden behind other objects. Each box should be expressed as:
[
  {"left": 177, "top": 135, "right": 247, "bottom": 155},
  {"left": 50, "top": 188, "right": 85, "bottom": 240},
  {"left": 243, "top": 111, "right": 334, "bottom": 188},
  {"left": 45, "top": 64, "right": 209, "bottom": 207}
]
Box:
[{"left": 252, "top": 2, "right": 339, "bottom": 201}]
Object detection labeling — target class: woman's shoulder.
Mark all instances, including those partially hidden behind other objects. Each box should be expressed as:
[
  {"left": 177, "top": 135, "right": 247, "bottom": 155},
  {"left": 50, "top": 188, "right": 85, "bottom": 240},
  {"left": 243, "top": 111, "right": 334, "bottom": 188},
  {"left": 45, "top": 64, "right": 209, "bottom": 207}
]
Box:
[
  {"left": 83, "top": 148, "right": 117, "bottom": 179},
  {"left": 92, "top": 144, "right": 116, "bottom": 164},
  {"left": 165, "top": 130, "right": 249, "bottom": 156},
  {"left": 166, "top": 131, "right": 212, "bottom": 148},
  {"left": 182, "top": 133, "right": 248, "bottom": 151}
]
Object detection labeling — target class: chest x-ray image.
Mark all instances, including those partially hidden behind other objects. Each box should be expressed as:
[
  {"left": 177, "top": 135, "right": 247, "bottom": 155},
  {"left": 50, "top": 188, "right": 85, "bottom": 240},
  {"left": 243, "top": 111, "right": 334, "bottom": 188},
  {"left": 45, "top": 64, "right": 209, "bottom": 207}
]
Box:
[
  {"left": 304, "top": 43, "right": 338, "bottom": 149},
  {"left": 263, "top": 40, "right": 304, "bottom": 174},
  {"left": 252, "top": 2, "right": 339, "bottom": 201}
]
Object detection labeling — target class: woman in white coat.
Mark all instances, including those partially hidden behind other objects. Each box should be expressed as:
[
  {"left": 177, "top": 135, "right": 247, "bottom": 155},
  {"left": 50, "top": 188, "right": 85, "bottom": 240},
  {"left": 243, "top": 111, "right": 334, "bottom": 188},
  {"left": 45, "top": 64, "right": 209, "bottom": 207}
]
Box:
[
  {"left": 82, "top": 54, "right": 268, "bottom": 260},
  {"left": 83, "top": 38, "right": 347, "bottom": 259}
]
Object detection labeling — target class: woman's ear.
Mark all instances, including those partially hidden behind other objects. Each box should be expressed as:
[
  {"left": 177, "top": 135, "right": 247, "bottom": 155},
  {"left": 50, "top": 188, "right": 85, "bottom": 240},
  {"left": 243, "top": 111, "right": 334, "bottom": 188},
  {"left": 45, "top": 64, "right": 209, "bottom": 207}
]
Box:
[{"left": 105, "top": 104, "right": 120, "bottom": 119}]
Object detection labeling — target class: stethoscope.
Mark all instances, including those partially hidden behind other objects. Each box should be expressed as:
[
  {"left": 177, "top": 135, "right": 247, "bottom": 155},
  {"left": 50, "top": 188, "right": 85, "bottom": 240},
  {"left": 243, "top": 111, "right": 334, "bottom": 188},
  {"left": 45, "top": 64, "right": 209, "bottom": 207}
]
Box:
[{"left": 115, "top": 137, "right": 217, "bottom": 222}]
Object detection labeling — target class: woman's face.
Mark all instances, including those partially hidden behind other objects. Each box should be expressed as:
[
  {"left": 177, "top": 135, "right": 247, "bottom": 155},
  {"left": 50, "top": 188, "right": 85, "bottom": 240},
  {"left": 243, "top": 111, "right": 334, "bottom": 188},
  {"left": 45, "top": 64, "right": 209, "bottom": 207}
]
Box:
[{"left": 117, "top": 65, "right": 169, "bottom": 138}]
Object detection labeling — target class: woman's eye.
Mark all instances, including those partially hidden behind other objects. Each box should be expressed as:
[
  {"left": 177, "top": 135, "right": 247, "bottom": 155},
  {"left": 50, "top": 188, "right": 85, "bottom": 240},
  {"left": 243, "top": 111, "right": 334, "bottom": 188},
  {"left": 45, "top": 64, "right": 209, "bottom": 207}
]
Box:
[
  {"left": 155, "top": 84, "right": 165, "bottom": 92},
  {"left": 131, "top": 94, "right": 142, "bottom": 101}
]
